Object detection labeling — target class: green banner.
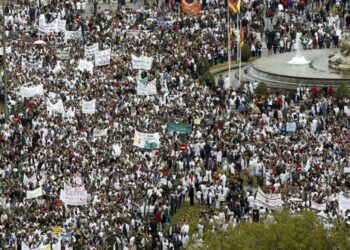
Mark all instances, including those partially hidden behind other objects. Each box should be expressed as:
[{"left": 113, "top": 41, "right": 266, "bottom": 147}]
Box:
[{"left": 167, "top": 122, "right": 192, "bottom": 134}]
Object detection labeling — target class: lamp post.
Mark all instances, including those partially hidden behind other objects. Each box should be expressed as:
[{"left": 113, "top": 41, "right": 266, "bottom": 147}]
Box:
[{"left": 1, "top": 0, "right": 8, "bottom": 121}]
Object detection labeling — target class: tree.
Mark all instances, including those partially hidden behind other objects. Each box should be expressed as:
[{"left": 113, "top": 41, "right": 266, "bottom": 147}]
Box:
[
  {"left": 197, "top": 57, "right": 211, "bottom": 76},
  {"left": 200, "top": 71, "right": 216, "bottom": 89},
  {"left": 334, "top": 84, "right": 350, "bottom": 99},
  {"left": 255, "top": 82, "right": 268, "bottom": 96},
  {"left": 241, "top": 44, "right": 252, "bottom": 62},
  {"left": 189, "top": 210, "right": 350, "bottom": 250}
]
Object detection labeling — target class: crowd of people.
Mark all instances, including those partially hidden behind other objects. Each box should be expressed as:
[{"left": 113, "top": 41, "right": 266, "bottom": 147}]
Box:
[{"left": 0, "top": 0, "right": 350, "bottom": 249}]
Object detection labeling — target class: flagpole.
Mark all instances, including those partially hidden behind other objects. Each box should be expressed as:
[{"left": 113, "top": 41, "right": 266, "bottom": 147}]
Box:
[
  {"left": 227, "top": 7, "right": 231, "bottom": 86},
  {"left": 238, "top": 17, "right": 242, "bottom": 87}
]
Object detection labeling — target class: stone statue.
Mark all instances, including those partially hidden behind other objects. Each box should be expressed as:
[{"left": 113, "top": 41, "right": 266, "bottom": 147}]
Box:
[{"left": 329, "top": 31, "right": 350, "bottom": 71}]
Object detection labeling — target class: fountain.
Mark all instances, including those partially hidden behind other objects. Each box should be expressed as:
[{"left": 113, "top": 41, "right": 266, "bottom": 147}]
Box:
[
  {"left": 287, "top": 33, "right": 310, "bottom": 65},
  {"left": 240, "top": 31, "right": 350, "bottom": 89}
]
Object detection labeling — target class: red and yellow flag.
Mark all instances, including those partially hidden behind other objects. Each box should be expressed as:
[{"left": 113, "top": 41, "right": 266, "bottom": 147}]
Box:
[
  {"left": 181, "top": 0, "right": 201, "bottom": 15},
  {"left": 239, "top": 22, "right": 244, "bottom": 49},
  {"left": 228, "top": 0, "right": 241, "bottom": 14}
]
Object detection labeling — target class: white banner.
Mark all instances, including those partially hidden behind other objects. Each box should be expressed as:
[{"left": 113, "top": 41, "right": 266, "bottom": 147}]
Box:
[
  {"left": 95, "top": 49, "right": 111, "bottom": 66},
  {"left": 112, "top": 144, "right": 122, "bottom": 157},
  {"left": 0, "top": 46, "right": 11, "bottom": 55},
  {"left": 255, "top": 187, "right": 284, "bottom": 209},
  {"left": 26, "top": 186, "right": 43, "bottom": 200},
  {"left": 47, "top": 99, "right": 64, "bottom": 116},
  {"left": 84, "top": 43, "right": 99, "bottom": 58},
  {"left": 39, "top": 15, "right": 66, "bottom": 34},
  {"left": 78, "top": 59, "right": 94, "bottom": 74},
  {"left": 64, "top": 28, "right": 82, "bottom": 42},
  {"left": 339, "top": 193, "right": 350, "bottom": 214},
  {"left": 93, "top": 128, "right": 108, "bottom": 137},
  {"left": 60, "top": 183, "right": 88, "bottom": 206},
  {"left": 133, "top": 131, "right": 160, "bottom": 149},
  {"left": 20, "top": 84, "right": 44, "bottom": 98},
  {"left": 21, "top": 58, "right": 43, "bottom": 72},
  {"left": 23, "top": 174, "right": 37, "bottom": 185},
  {"left": 311, "top": 201, "right": 326, "bottom": 211},
  {"left": 137, "top": 78, "right": 157, "bottom": 96},
  {"left": 286, "top": 122, "right": 297, "bottom": 132},
  {"left": 344, "top": 167, "right": 350, "bottom": 174},
  {"left": 59, "top": 49, "right": 70, "bottom": 60},
  {"left": 131, "top": 55, "right": 153, "bottom": 70},
  {"left": 81, "top": 99, "right": 96, "bottom": 114}
]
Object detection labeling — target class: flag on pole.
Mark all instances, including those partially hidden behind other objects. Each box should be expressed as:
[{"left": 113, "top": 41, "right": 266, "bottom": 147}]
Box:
[
  {"left": 228, "top": 0, "right": 241, "bottom": 14},
  {"left": 239, "top": 22, "right": 244, "bottom": 49},
  {"left": 181, "top": 0, "right": 201, "bottom": 15}
]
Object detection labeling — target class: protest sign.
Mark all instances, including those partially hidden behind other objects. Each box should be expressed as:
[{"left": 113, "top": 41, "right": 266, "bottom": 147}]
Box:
[
  {"left": 64, "top": 28, "right": 82, "bottom": 42},
  {"left": 194, "top": 118, "right": 201, "bottom": 125},
  {"left": 21, "top": 58, "right": 43, "bottom": 71},
  {"left": 47, "top": 99, "right": 64, "bottom": 116},
  {"left": 112, "top": 144, "right": 122, "bottom": 157},
  {"left": 20, "top": 84, "right": 44, "bottom": 98},
  {"left": 137, "top": 78, "right": 157, "bottom": 96},
  {"left": 60, "top": 183, "right": 88, "bottom": 206},
  {"left": 84, "top": 43, "right": 99, "bottom": 58},
  {"left": 339, "top": 193, "right": 350, "bottom": 214},
  {"left": 131, "top": 54, "right": 153, "bottom": 70},
  {"left": 59, "top": 49, "right": 70, "bottom": 60},
  {"left": 23, "top": 174, "right": 37, "bottom": 185},
  {"left": 167, "top": 122, "right": 192, "bottom": 133},
  {"left": 344, "top": 167, "right": 350, "bottom": 174},
  {"left": 0, "top": 46, "right": 11, "bottom": 55},
  {"left": 95, "top": 49, "right": 111, "bottom": 66},
  {"left": 133, "top": 131, "right": 160, "bottom": 149},
  {"left": 286, "top": 122, "right": 297, "bottom": 132},
  {"left": 311, "top": 201, "right": 327, "bottom": 211},
  {"left": 26, "top": 186, "right": 43, "bottom": 199},
  {"left": 53, "top": 226, "right": 63, "bottom": 235},
  {"left": 255, "top": 187, "right": 284, "bottom": 210},
  {"left": 93, "top": 128, "right": 108, "bottom": 137},
  {"left": 82, "top": 99, "right": 96, "bottom": 114},
  {"left": 78, "top": 59, "right": 94, "bottom": 74}
]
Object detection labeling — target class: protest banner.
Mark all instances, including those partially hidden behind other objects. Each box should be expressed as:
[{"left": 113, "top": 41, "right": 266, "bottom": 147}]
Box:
[
  {"left": 53, "top": 226, "right": 63, "bottom": 235},
  {"left": 194, "top": 118, "right": 201, "bottom": 125},
  {"left": 255, "top": 187, "right": 284, "bottom": 210},
  {"left": 64, "top": 28, "right": 82, "bottom": 42},
  {"left": 133, "top": 131, "right": 160, "bottom": 149},
  {"left": 78, "top": 59, "right": 94, "bottom": 74},
  {"left": 21, "top": 58, "right": 43, "bottom": 71},
  {"left": 344, "top": 167, "right": 350, "bottom": 174},
  {"left": 23, "top": 174, "right": 37, "bottom": 185},
  {"left": 0, "top": 46, "right": 11, "bottom": 55},
  {"left": 311, "top": 201, "right": 327, "bottom": 211},
  {"left": 60, "top": 183, "right": 88, "bottom": 206},
  {"left": 131, "top": 54, "right": 153, "bottom": 70},
  {"left": 84, "top": 43, "right": 99, "bottom": 58},
  {"left": 47, "top": 99, "right": 64, "bottom": 116},
  {"left": 338, "top": 193, "right": 350, "bottom": 214},
  {"left": 167, "top": 122, "right": 192, "bottom": 133},
  {"left": 112, "top": 144, "right": 122, "bottom": 157},
  {"left": 82, "top": 99, "right": 96, "bottom": 114},
  {"left": 95, "top": 49, "right": 111, "bottom": 66},
  {"left": 59, "top": 49, "right": 70, "bottom": 60},
  {"left": 137, "top": 78, "right": 157, "bottom": 96},
  {"left": 20, "top": 84, "right": 44, "bottom": 98},
  {"left": 26, "top": 186, "right": 43, "bottom": 199},
  {"left": 286, "top": 122, "right": 297, "bottom": 132},
  {"left": 93, "top": 128, "right": 108, "bottom": 137}
]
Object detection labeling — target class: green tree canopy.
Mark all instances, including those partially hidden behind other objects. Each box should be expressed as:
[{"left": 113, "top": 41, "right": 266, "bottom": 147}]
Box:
[{"left": 189, "top": 210, "right": 350, "bottom": 250}]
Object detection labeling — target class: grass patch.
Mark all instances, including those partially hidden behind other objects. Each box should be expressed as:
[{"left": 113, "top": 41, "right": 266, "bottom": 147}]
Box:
[{"left": 164, "top": 204, "right": 210, "bottom": 235}]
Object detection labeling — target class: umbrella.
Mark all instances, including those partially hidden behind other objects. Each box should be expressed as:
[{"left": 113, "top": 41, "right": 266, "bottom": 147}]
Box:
[{"left": 33, "top": 40, "right": 46, "bottom": 45}]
